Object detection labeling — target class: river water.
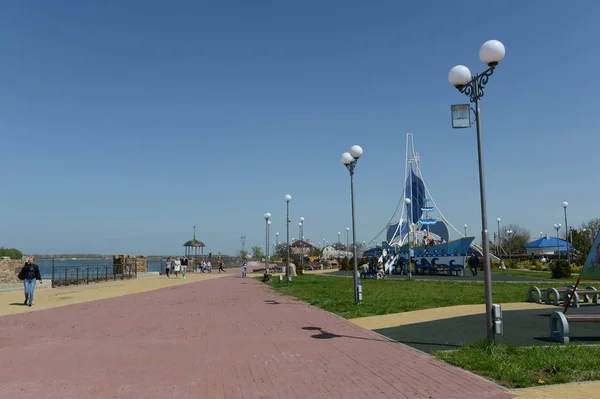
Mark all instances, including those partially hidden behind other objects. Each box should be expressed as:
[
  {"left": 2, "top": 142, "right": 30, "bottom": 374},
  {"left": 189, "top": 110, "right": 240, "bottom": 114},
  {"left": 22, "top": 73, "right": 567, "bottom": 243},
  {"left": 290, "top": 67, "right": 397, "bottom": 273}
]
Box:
[{"left": 32, "top": 259, "right": 164, "bottom": 280}]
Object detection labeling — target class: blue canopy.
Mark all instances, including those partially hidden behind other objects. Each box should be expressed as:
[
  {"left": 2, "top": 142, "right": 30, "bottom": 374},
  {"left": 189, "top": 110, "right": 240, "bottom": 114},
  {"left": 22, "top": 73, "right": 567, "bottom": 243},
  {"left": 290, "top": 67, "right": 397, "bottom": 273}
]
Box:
[{"left": 524, "top": 237, "right": 571, "bottom": 250}]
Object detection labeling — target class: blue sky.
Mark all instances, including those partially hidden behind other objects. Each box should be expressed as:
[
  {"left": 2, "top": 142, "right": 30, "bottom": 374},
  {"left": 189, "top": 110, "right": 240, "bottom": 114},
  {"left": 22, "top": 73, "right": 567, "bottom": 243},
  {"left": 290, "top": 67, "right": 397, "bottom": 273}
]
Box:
[{"left": 1, "top": 1, "right": 598, "bottom": 255}]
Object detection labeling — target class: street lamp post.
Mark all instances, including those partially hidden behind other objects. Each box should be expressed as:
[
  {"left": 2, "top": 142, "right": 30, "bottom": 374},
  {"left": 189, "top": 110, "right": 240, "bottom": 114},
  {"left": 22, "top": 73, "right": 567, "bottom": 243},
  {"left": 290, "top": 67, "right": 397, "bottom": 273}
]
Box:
[
  {"left": 264, "top": 213, "right": 271, "bottom": 276},
  {"left": 506, "top": 229, "right": 513, "bottom": 263},
  {"left": 346, "top": 227, "right": 350, "bottom": 258},
  {"left": 554, "top": 223, "right": 562, "bottom": 259},
  {"left": 562, "top": 201, "right": 569, "bottom": 263},
  {"left": 341, "top": 145, "right": 363, "bottom": 304},
  {"left": 285, "top": 194, "right": 292, "bottom": 281},
  {"left": 496, "top": 218, "right": 501, "bottom": 257},
  {"left": 448, "top": 39, "right": 505, "bottom": 343},
  {"left": 299, "top": 217, "right": 304, "bottom": 269},
  {"left": 405, "top": 198, "right": 413, "bottom": 280},
  {"left": 464, "top": 224, "right": 468, "bottom": 237},
  {"left": 338, "top": 232, "right": 341, "bottom": 246}
]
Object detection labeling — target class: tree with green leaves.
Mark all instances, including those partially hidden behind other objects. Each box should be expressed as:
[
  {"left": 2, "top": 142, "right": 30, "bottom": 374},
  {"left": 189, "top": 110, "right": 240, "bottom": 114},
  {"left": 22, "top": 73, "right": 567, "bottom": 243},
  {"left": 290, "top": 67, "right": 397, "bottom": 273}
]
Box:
[
  {"left": 239, "top": 249, "right": 249, "bottom": 259},
  {"left": 251, "top": 246, "right": 264, "bottom": 260},
  {"left": 0, "top": 247, "right": 23, "bottom": 260},
  {"left": 570, "top": 218, "right": 600, "bottom": 264},
  {"left": 499, "top": 224, "right": 531, "bottom": 256}
]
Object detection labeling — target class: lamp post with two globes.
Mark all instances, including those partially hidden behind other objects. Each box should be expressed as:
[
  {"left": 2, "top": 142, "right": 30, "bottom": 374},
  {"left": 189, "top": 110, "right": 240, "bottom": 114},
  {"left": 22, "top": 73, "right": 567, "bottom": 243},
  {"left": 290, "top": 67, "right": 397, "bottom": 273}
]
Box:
[
  {"left": 285, "top": 194, "right": 292, "bottom": 281},
  {"left": 448, "top": 39, "right": 506, "bottom": 342},
  {"left": 341, "top": 145, "right": 363, "bottom": 304},
  {"left": 346, "top": 227, "right": 350, "bottom": 257},
  {"left": 299, "top": 217, "right": 304, "bottom": 268},
  {"left": 554, "top": 223, "right": 562, "bottom": 259},
  {"left": 264, "top": 213, "right": 271, "bottom": 276},
  {"left": 496, "top": 218, "right": 502, "bottom": 257}
]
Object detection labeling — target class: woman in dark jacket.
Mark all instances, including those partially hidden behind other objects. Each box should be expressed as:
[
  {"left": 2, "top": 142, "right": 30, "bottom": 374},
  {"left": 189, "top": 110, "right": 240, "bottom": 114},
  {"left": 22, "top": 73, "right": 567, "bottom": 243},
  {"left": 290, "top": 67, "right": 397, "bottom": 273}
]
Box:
[{"left": 18, "top": 257, "right": 42, "bottom": 307}]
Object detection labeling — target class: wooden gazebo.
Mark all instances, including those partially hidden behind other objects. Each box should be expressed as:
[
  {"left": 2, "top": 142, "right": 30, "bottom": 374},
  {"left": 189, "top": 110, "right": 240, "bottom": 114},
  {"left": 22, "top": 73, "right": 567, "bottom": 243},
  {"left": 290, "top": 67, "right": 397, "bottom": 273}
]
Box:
[{"left": 184, "top": 226, "right": 205, "bottom": 269}]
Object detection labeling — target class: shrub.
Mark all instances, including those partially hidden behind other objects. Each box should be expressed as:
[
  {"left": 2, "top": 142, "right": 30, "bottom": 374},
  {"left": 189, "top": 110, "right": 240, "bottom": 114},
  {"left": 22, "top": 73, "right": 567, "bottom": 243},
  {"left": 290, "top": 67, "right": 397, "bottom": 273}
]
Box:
[
  {"left": 0, "top": 247, "right": 23, "bottom": 260},
  {"left": 549, "top": 259, "right": 571, "bottom": 279},
  {"left": 570, "top": 265, "right": 583, "bottom": 274},
  {"left": 519, "top": 260, "right": 532, "bottom": 268},
  {"left": 339, "top": 257, "right": 350, "bottom": 271}
]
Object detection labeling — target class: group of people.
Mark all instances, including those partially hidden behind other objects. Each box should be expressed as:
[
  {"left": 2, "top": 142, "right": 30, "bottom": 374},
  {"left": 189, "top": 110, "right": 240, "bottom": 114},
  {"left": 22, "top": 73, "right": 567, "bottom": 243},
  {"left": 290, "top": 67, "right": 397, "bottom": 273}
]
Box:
[
  {"left": 164, "top": 257, "right": 188, "bottom": 278},
  {"left": 164, "top": 253, "right": 227, "bottom": 277}
]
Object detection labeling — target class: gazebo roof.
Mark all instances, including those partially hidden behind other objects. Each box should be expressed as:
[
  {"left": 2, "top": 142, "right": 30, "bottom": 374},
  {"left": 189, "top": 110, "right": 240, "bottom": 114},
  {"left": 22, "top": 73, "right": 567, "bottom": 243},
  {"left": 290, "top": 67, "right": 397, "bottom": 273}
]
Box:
[{"left": 184, "top": 238, "right": 205, "bottom": 247}]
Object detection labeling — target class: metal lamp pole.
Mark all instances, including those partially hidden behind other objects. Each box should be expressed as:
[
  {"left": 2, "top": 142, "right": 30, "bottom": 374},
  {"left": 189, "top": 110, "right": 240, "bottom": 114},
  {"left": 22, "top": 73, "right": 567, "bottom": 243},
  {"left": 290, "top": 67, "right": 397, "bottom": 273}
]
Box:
[
  {"left": 554, "top": 224, "right": 562, "bottom": 259},
  {"left": 346, "top": 227, "right": 349, "bottom": 257},
  {"left": 562, "top": 201, "right": 569, "bottom": 263},
  {"left": 264, "top": 213, "right": 271, "bottom": 275},
  {"left": 267, "top": 221, "right": 271, "bottom": 267},
  {"left": 341, "top": 145, "right": 363, "bottom": 304},
  {"left": 464, "top": 224, "right": 468, "bottom": 237},
  {"left": 496, "top": 218, "right": 501, "bottom": 257},
  {"left": 448, "top": 39, "right": 506, "bottom": 342},
  {"left": 506, "top": 229, "right": 513, "bottom": 263},
  {"left": 299, "top": 217, "right": 304, "bottom": 268},
  {"left": 284, "top": 194, "right": 292, "bottom": 281}
]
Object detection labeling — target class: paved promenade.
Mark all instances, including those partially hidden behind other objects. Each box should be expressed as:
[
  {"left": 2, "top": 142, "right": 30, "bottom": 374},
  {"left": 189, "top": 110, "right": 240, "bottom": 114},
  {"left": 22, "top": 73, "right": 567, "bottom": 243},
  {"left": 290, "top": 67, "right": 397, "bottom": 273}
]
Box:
[{"left": 0, "top": 275, "right": 511, "bottom": 399}]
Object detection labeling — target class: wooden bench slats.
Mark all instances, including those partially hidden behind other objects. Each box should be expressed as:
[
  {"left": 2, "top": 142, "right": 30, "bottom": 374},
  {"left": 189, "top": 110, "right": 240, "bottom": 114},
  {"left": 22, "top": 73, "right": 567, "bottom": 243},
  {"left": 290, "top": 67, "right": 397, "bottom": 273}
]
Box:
[{"left": 565, "top": 315, "right": 600, "bottom": 322}]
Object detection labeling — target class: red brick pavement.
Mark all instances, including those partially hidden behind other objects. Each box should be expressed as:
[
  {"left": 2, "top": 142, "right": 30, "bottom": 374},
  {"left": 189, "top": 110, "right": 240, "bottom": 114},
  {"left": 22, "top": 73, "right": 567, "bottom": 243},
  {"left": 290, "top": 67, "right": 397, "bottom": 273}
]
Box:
[{"left": 0, "top": 276, "right": 513, "bottom": 398}]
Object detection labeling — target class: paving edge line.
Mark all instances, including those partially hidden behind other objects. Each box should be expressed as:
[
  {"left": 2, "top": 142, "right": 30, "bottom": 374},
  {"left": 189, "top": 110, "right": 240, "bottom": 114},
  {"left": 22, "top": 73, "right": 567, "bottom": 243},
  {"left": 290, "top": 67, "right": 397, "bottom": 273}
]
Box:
[
  {"left": 348, "top": 302, "right": 553, "bottom": 330},
  {"left": 508, "top": 379, "right": 600, "bottom": 397},
  {"left": 0, "top": 273, "right": 230, "bottom": 316}
]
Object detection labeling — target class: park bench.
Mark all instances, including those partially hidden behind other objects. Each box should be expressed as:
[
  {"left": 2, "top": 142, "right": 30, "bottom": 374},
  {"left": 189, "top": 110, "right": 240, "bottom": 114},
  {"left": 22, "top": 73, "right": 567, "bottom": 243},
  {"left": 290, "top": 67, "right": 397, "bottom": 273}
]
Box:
[
  {"left": 527, "top": 285, "right": 573, "bottom": 304},
  {"left": 563, "top": 287, "right": 599, "bottom": 308},
  {"left": 543, "top": 285, "right": 577, "bottom": 305},
  {"left": 549, "top": 311, "right": 600, "bottom": 343}
]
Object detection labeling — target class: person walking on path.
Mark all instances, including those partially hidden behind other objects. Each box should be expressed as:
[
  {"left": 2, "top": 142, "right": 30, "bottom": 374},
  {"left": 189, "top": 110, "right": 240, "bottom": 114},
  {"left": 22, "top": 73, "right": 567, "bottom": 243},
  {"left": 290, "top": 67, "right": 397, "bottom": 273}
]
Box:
[
  {"left": 218, "top": 259, "right": 226, "bottom": 273},
  {"left": 173, "top": 258, "right": 181, "bottom": 278},
  {"left": 17, "top": 257, "right": 43, "bottom": 307},
  {"left": 468, "top": 253, "right": 479, "bottom": 276},
  {"left": 241, "top": 259, "right": 248, "bottom": 278},
  {"left": 181, "top": 256, "right": 187, "bottom": 279},
  {"left": 165, "top": 258, "right": 172, "bottom": 278}
]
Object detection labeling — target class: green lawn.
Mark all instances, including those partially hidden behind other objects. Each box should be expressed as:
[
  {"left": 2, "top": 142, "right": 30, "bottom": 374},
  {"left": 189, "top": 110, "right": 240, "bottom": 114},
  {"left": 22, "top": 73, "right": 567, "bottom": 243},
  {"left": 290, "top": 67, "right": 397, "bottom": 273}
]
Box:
[
  {"left": 492, "top": 269, "right": 554, "bottom": 280},
  {"left": 434, "top": 340, "right": 600, "bottom": 388},
  {"left": 261, "top": 274, "right": 562, "bottom": 319}
]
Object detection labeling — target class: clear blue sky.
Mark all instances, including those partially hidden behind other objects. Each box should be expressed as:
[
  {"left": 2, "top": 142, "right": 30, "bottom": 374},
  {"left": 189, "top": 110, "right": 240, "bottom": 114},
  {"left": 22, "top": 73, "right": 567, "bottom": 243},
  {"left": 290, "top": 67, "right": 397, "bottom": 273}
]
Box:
[{"left": 2, "top": 1, "right": 598, "bottom": 255}]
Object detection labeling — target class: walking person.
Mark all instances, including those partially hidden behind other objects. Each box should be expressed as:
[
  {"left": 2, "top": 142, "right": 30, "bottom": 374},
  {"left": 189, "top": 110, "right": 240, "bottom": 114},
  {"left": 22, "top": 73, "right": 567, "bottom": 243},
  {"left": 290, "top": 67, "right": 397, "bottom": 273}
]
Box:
[
  {"left": 241, "top": 259, "right": 248, "bottom": 278},
  {"left": 18, "top": 257, "right": 43, "bottom": 307},
  {"left": 181, "top": 256, "right": 187, "bottom": 279},
  {"left": 218, "top": 259, "right": 226, "bottom": 273},
  {"left": 468, "top": 253, "right": 479, "bottom": 277},
  {"left": 173, "top": 258, "right": 181, "bottom": 278},
  {"left": 165, "top": 258, "right": 172, "bottom": 278}
]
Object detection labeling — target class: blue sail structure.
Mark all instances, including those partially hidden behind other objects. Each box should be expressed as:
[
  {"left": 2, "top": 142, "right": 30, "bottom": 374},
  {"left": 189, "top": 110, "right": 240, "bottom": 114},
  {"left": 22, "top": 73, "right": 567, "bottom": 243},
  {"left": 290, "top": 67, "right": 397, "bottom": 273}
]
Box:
[
  {"left": 405, "top": 169, "right": 426, "bottom": 224},
  {"left": 370, "top": 133, "right": 485, "bottom": 276}
]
